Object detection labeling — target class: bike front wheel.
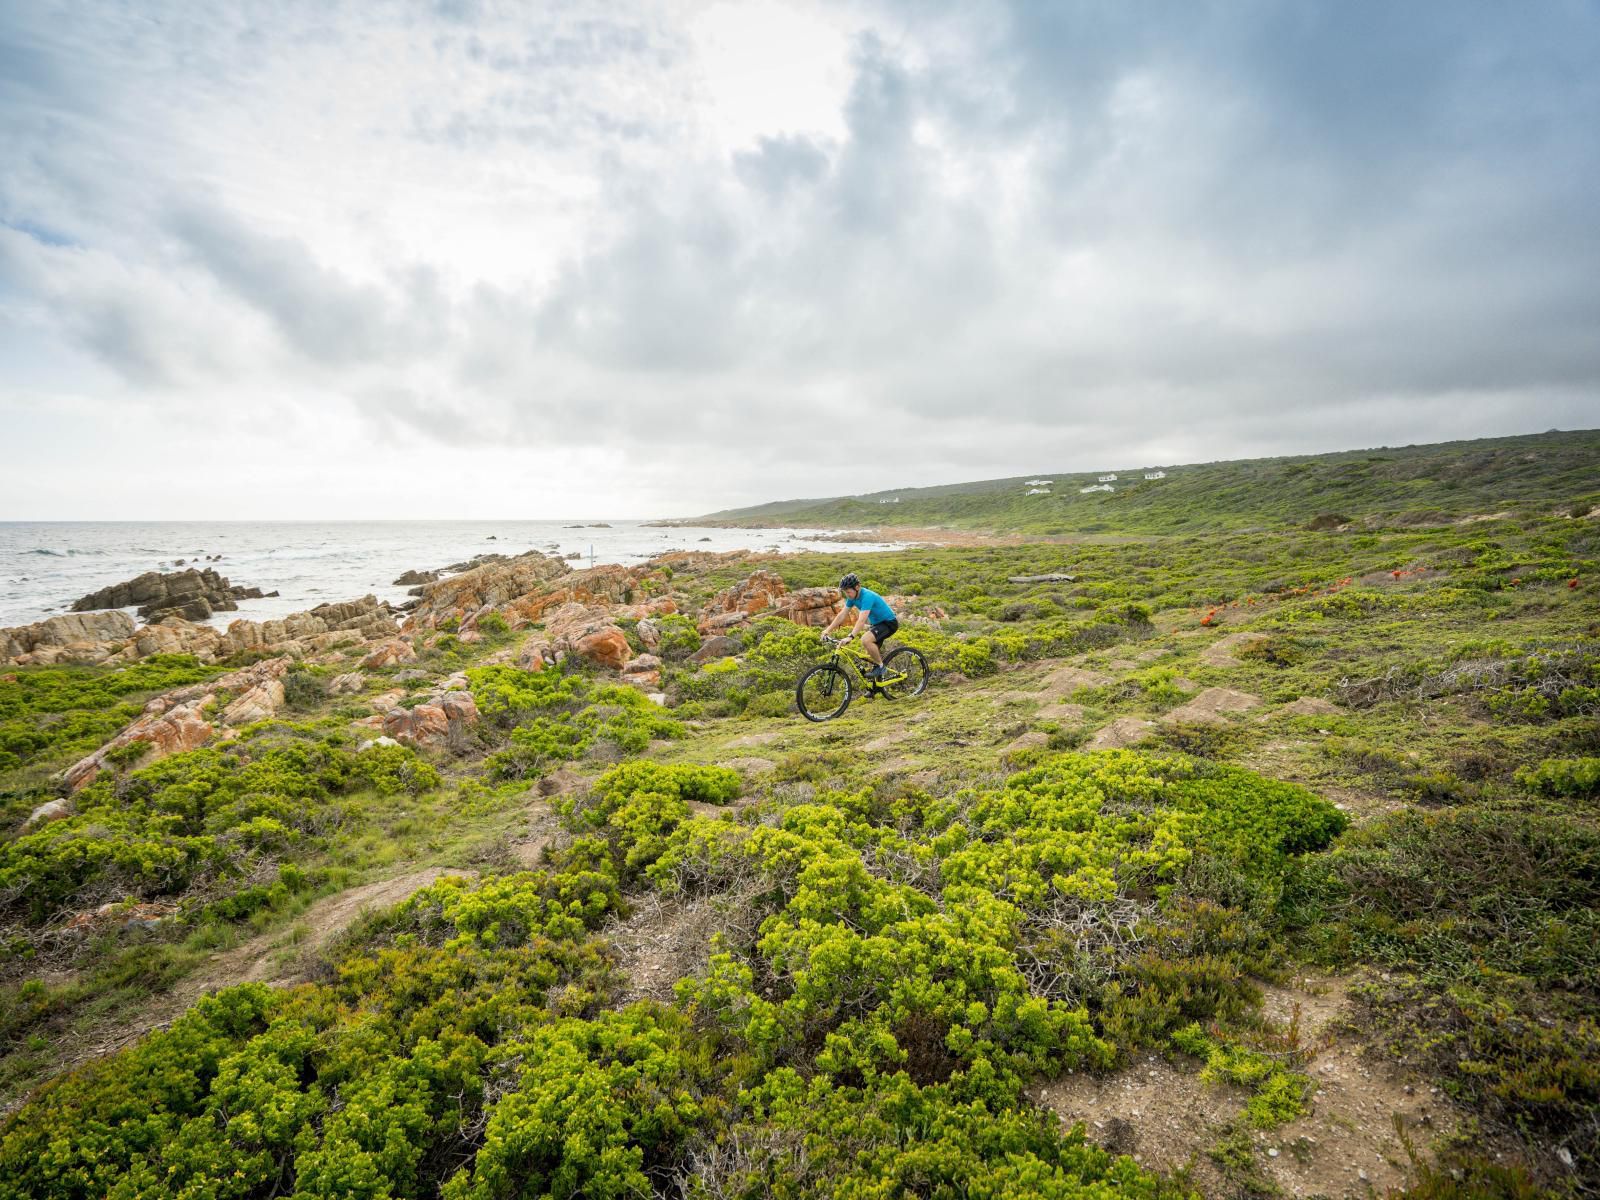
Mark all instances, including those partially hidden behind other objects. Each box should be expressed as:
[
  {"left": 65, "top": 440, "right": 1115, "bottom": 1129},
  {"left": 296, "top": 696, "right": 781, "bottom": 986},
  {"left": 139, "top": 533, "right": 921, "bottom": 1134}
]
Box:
[
  {"left": 796, "top": 663, "right": 852, "bottom": 721},
  {"left": 883, "top": 647, "right": 930, "bottom": 698}
]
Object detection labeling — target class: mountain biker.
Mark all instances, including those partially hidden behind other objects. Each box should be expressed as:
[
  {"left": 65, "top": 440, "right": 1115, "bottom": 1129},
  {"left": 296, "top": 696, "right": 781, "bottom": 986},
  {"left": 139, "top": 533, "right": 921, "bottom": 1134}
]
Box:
[{"left": 821, "top": 573, "right": 899, "bottom": 679}]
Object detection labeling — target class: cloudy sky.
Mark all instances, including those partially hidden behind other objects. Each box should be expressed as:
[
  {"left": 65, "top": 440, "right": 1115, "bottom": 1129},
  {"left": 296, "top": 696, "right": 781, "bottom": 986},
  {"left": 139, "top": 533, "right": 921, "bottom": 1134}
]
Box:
[{"left": 2, "top": 1, "right": 1597, "bottom": 519}]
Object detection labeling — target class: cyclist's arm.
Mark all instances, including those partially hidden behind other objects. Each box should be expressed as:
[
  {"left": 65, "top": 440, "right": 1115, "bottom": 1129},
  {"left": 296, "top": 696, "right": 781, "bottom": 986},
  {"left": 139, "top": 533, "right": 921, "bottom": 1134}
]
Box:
[{"left": 822, "top": 601, "right": 859, "bottom": 638}]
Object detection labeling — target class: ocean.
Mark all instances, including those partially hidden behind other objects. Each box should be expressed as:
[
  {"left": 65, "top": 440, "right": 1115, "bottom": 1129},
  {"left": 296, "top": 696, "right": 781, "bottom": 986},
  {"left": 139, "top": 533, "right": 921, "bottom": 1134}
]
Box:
[{"left": 0, "top": 521, "right": 904, "bottom": 630}]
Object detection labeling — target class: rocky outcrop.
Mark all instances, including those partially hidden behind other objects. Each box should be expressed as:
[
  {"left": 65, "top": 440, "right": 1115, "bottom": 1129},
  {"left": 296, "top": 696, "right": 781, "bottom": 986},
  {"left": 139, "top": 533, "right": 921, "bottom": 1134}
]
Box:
[
  {"left": 696, "top": 572, "right": 842, "bottom": 633},
  {"left": 772, "top": 586, "right": 844, "bottom": 628},
  {"left": 70, "top": 567, "right": 265, "bottom": 621},
  {"left": 392, "top": 568, "right": 439, "bottom": 586},
  {"left": 496, "top": 565, "right": 672, "bottom": 629},
  {"left": 405, "top": 552, "right": 571, "bottom": 630},
  {"left": 220, "top": 677, "right": 287, "bottom": 726},
  {"left": 0, "top": 610, "right": 136, "bottom": 666},
  {"left": 382, "top": 690, "right": 480, "bottom": 753},
  {"left": 362, "top": 638, "right": 419, "bottom": 669},
  {"left": 62, "top": 657, "right": 294, "bottom": 790}
]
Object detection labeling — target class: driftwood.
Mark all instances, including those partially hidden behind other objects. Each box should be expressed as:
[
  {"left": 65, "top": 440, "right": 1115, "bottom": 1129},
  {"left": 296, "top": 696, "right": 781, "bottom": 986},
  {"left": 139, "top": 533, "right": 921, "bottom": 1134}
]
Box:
[{"left": 1007, "top": 573, "right": 1078, "bottom": 584}]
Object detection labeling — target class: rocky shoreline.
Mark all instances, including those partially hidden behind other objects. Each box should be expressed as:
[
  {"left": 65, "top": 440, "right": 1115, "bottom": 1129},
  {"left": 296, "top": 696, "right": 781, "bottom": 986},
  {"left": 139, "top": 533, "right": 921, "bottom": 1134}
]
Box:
[{"left": 3, "top": 547, "right": 885, "bottom": 819}]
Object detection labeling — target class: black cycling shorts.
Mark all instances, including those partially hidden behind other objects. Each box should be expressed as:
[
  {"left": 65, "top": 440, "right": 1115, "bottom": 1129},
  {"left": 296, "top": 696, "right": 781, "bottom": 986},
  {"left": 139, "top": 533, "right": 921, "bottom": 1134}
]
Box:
[{"left": 868, "top": 618, "right": 899, "bottom": 646}]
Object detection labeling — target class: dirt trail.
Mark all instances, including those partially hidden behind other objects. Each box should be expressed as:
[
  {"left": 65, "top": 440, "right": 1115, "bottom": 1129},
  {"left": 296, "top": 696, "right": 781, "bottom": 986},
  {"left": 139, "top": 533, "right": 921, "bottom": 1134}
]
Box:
[
  {"left": 64, "top": 867, "right": 476, "bottom": 1080},
  {"left": 1035, "top": 972, "right": 1459, "bottom": 1199}
]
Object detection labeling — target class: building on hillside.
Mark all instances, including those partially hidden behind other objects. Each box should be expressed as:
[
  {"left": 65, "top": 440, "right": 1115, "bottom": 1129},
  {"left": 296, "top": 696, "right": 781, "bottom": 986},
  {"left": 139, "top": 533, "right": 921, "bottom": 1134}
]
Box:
[
  {"left": 1144, "top": 471, "right": 1167, "bottom": 480},
  {"left": 1025, "top": 487, "right": 1051, "bottom": 495},
  {"left": 1098, "top": 473, "right": 1118, "bottom": 483},
  {"left": 877, "top": 497, "right": 900, "bottom": 504},
  {"left": 1025, "top": 479, "right": 1053, "bottom": 487},
  {"left": 1080, "top": 483, "right": 1114, "bottom": 494}
]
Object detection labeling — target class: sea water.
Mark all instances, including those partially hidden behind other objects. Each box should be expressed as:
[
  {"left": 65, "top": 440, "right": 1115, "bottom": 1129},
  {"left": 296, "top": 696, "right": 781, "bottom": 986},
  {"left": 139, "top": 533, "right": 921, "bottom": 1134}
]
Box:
[{"left": 0, "top": 521, "right": 904, "bottom": 629}]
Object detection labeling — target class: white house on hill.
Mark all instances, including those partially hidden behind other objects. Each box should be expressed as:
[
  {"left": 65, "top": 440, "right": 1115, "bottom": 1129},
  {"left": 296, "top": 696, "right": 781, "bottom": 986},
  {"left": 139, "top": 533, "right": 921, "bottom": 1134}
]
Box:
[
  {"left": 1080, "top": 483, "right": 1114, "bottom": 494},
  {"left": 1144, "top": 471, "right": 1167, "bottom": 480},
  {"left": 1098, "top": 473, "right": 1118, "bottom": 483}
]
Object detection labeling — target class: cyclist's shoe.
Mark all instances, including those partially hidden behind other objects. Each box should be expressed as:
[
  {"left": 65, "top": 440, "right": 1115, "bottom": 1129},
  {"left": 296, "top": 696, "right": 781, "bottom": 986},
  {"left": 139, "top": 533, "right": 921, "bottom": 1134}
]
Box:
[{"left": 868, "top": 665, "right": 887, "bottom": 680}]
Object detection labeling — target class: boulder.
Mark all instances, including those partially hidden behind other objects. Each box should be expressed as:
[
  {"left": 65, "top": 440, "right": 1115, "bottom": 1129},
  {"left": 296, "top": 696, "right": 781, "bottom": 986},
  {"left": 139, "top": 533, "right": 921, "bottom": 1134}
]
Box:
[
  {"left": 688, "top": 635, "right": 741, "bottom": 665},
  {"left": 392, "top": 569, "right": 439, "bottom": 586},
  {"left": 575, "top": 627, "right": 631, "bottom": 671},
  {"left": 543, "top": 603, "right": 631, "bottom": 670},
  {"left": 220, "top": 679, "right": 286, "bottom": 727},
  {"left": 119, "top": 618, "right": 223, "bottom": 662},
  {"left": 383, "top": 690, "right": 479, "bottom": 753},
  {"left": 22, "top": 798, "right": 73, "bottom": 830},
  {"left": 621, "top": 653, "right": 663, "bottom": 688},
  {"left": 636, "top": 617, "right": 662, "bottom": 651},
  {"left": 517, "top": 639, "right": 559, "bottom": 671},
  {"left": 329, "top": 672, "right": 366, "bottom": 695},
  {"left": 700, "top": 570, "right": 788, "bottom": 626},
  {"left": 772, "top": 586, "right": 844, "bottom": 628},
  {"left": 362, "top": 638, "right": 419, "bottom": 669},
  {"left": 1, "top": 610, "right": 135, "bottom": 665}
]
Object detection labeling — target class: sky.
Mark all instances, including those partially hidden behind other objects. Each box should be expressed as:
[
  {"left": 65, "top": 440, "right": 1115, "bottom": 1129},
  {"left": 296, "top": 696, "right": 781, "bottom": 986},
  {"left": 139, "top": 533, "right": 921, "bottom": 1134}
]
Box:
[{"left": 2, "top": 0, "right": 1597, "bottom": 519}]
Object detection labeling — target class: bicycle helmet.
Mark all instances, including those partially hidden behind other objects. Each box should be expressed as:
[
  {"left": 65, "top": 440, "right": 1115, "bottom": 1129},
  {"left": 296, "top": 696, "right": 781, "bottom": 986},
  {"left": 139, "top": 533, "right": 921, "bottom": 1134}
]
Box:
[{"left": 839, "top": 573, "right": 860, "bottom": 591}]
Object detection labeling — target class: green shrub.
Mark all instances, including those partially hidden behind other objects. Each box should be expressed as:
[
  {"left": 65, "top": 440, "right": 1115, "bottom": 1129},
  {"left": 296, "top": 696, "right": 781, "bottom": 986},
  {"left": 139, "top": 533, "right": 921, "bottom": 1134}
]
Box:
[{"left": 1516, "top": 756, "right": 1600, "bottom": 798}]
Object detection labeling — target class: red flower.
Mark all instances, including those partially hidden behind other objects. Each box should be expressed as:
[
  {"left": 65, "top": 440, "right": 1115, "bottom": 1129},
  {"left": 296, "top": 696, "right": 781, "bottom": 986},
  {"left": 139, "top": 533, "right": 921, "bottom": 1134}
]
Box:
[{"left": 1570, "top": 578, "right": 1580, "bottom": 589}]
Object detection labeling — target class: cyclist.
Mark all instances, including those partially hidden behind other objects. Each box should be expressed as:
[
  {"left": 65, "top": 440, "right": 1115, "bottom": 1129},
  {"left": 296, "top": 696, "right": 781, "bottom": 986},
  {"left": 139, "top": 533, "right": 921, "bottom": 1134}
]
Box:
[{"left": 821, "top": 573, "right": 899, "bottom": 680}]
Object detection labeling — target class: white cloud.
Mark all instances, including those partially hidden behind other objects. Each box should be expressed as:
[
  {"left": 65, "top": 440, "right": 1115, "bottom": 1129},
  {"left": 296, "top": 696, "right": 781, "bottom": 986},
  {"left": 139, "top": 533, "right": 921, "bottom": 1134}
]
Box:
[{"left": 1, "top": 0, "right": 1596, "bottom": 519}]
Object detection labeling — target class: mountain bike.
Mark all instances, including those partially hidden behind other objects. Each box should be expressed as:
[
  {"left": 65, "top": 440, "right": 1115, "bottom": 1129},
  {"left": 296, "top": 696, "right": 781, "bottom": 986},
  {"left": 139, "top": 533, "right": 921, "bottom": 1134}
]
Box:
[{"left": 795, "top": 634, "right": 930, "bottom": 722}]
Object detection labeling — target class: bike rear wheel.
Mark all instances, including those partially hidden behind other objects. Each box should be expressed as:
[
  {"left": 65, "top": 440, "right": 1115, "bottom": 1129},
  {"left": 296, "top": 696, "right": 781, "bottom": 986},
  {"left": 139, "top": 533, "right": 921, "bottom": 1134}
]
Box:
[
  {"left": 797, "top": 663, "right": 852, "bottom": 721},
  {"left": 883, "top": 647, "right": 930, "bottom": 697}
]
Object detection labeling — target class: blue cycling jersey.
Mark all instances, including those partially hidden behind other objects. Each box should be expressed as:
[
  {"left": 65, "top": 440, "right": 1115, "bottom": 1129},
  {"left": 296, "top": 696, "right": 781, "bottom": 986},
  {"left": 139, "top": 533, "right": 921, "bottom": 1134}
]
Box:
[{"left": 845, "top": 586, "right": 895, "bottom": 625}]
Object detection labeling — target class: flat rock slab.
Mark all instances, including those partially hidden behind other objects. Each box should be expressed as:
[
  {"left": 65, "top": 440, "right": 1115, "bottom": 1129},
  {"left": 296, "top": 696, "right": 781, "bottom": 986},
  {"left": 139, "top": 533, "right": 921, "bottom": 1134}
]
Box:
[
  {"left": 1087, "top": 717, "right": 1155, "bottom": 750},
  {"left": 1043, "top": 665, "right": 1111, "bottom": 692},
  {"left": 728, "top": 731, "right": 782, "bottom": 748},
  {"left": 1199, "top": 631, "right": 1269, "bottom": 665},
  {"left": 723, "top": 756, "right": 776, "bottom": 774},
  {"left": 1164, "top": 687, "right": 1261, "bottom": 725}
]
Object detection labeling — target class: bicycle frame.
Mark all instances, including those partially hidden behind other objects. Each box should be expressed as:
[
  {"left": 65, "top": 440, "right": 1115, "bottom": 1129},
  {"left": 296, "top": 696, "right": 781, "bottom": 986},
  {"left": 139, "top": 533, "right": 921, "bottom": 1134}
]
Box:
[{"left": 818, "top": 635, "right": 902, "bottom": 692}]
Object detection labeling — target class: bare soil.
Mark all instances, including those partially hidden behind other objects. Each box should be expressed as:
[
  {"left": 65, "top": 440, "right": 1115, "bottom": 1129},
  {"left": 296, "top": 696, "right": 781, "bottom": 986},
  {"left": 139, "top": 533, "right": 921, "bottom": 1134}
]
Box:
[
  {"left": 1035, "top": 972, "right": 1460, "bottom": 1199},
  {"left": 1087, "top": 717, "right": 1156, "bottom": 750}
]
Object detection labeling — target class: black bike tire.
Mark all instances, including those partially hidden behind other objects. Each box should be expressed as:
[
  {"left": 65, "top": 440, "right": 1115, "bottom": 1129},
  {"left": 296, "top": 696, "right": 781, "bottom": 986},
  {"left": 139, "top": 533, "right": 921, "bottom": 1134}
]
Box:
[
  {"left": 884, "top": 647, "right": 930, "bottom": 697},
  {"left": 796, "top": 663, "right": 852, "bottom": 721}
]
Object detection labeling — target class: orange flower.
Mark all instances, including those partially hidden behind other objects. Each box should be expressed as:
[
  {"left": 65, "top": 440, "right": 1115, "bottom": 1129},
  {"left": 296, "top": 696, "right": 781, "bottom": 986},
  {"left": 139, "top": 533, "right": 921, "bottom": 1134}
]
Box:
[{"left": 1570, "top": 578, "right": 1580, "bottom": 589}]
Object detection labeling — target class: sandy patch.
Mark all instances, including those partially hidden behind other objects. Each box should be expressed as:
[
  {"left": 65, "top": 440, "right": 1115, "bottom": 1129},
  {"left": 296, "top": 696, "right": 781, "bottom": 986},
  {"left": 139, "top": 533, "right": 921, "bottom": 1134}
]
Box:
[{"left": 1164, "top": 687, "right": 1261, "bottom": 725}]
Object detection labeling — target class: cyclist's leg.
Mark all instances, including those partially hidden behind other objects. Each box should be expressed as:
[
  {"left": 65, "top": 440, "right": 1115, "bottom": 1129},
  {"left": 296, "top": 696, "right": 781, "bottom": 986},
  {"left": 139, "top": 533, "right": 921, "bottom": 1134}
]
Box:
[
  {"left": 871, "top": 620, "right": 898, "bottom": 670},
  {"left": 862, "top": 630, "right": 882, "bottom": 663}
]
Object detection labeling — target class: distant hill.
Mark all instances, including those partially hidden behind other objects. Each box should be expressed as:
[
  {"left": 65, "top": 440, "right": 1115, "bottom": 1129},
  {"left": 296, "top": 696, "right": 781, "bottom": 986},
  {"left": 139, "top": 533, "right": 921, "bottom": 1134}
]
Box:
[{"left": 689, "top": 429, "right": 1600, "bottom": 534}]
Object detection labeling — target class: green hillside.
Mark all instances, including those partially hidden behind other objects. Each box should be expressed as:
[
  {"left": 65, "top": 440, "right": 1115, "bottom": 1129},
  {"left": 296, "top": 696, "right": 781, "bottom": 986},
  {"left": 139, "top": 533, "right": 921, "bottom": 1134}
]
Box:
[{"left": 694, "top": 429, "right": 1600, "bottom": 533}]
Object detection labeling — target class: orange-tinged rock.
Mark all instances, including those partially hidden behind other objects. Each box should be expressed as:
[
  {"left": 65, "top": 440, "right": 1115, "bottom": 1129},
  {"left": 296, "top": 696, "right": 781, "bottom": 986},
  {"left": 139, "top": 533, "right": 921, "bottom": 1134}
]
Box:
[{"left": 576, "top": 628, "right": 631, "bottom": 671}]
